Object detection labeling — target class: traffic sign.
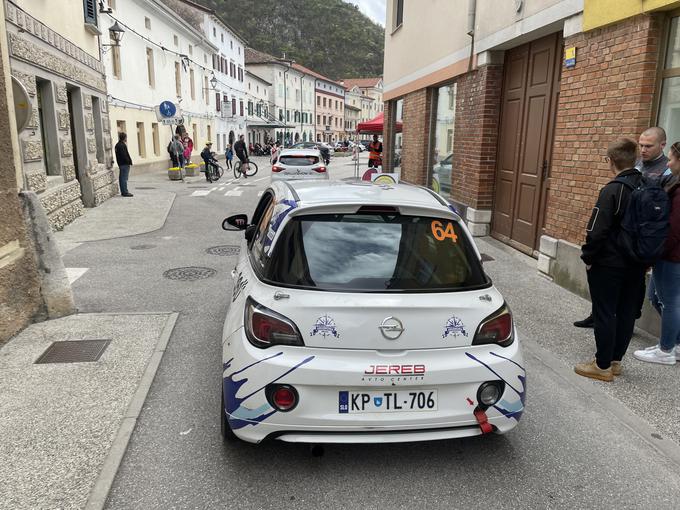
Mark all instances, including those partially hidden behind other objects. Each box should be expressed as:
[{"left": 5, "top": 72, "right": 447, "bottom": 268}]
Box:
[{"left": 159, "top": 101, "right": 177, "bottom": 118}]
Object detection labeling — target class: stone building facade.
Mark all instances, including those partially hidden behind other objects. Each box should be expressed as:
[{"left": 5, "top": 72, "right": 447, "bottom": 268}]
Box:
[{"left": 6, "top": 0, "right": 117, "bottom": 232}]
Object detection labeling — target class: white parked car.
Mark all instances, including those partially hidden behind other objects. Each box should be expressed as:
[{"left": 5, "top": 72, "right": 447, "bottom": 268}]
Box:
[
  {"left": 220, "top": 180, "right": 525, "bottom": 444},
  {"left": 271, "top": 148, "right": 329, "bottom": 181}
]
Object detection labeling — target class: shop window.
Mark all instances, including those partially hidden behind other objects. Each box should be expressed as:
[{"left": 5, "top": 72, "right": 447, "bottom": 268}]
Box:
[
  {"left": 387, "top": 98, "right": 403, "bottom": 174},
  {"left": 428, "top": 83, "right": 457, "bottom": 196},
  {"left": 658, "top": 15, "right": 680, "bottom": 147}
]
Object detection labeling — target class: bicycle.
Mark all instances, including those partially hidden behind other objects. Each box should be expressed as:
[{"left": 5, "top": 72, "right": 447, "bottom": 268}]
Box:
[
  {"left": 205, "top": 160, "right": 224, "bottom": 183},
  {"left": 233, "top": 159, "right": 258, "bottom": 179}
]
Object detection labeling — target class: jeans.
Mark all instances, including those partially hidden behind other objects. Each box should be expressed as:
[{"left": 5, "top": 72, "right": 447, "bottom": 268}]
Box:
[
  {"left": 119, "top": 165, "right": 130, "bottom": 195},
  {"left": 648, "top": 272, "right": 662, "bottom": 316},
  {"left": 588, "top": 264, "right": 646, "bottom": 368},
  {"left": 652, "top": 260, "right": 680, "bottom": 351}
]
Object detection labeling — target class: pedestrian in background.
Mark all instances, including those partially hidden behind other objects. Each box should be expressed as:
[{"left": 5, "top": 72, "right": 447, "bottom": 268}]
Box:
[
  {"left": 168, "top": 134, "right": 184, "bottom": 168},
  {"left": 575, "top": 138, "right": 646, "bottom": 382},
  {"left": 182, "top": 133, "right": 193, "bottom": 165},
  {"left": 368, "top": 134, "right": 382, "bottom": 169},
  {"left": 225, "top": 143, "right": 233, "bottom": 170},
  {"left": 114, "top": 132, "right": 133, "bottom": 197},
  {"left": 634, "top": 141, "right": 680, "bottom": 365}
]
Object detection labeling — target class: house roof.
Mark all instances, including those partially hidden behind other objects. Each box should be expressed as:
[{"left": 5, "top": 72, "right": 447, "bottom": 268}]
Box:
[
  {"left": 245, "top": 47, "right": 282, "bottom": 65},
  {"left": 245, "top": 69, "right": 271, "bottom": 86},
  {"left": 340, "top": 77, "right": 383, "bottom": 89},
  {"left": 291, "top": 63, "right": 342, "bottom": 87}
]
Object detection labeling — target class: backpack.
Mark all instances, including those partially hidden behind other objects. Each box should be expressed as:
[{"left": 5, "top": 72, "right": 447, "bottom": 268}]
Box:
[
  {"left": 167, "top": 141, "right": 173, "bottom": 154},
  {"left": 615, "top": 174, "right": 670, "bottom": 266}
]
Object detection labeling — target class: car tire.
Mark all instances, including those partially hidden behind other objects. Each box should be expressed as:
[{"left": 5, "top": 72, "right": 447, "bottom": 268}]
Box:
[{"left": 220, "top": 385, "right": 238, "bottom": 442}]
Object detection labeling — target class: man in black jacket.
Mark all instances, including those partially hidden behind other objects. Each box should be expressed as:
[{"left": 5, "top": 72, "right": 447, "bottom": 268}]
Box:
[
  {"left": 575, "top": 138, "right": 647, "bottom": 381},
  {"left": 114, "top": 132, "right": 133, "bottom": 197}
]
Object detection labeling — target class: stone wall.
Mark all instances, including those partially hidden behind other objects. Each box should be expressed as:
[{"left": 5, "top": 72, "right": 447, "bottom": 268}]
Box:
[{"left": 6, "top": 0, "right": 117, "bottom": 231}]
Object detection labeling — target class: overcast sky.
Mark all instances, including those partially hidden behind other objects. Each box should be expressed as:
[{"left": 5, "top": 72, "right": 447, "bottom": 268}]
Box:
[{"left": 346, "top": 0, "right": 386, "bottom": 27}]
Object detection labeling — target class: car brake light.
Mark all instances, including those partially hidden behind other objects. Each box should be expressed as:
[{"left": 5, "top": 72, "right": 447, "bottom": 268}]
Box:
[
  {"left": 272, "top": 165, "right": 284, "bottom": 172},
  {"left": 245, "top": 297, "right": 304, "bottom": 348},
  {"left": 266, "top": 384, "right": 298, "bottom": 411},
  {"left": 472, "top": 304, "right": 514, "bottom": 347},
  {"left": 313, "top": 166, "right": 327, "bottom": 173}
]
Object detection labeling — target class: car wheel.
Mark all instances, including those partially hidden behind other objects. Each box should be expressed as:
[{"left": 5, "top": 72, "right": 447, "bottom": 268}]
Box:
[{"left": 221, "top": 385, "right": 238, "bottom": 442}]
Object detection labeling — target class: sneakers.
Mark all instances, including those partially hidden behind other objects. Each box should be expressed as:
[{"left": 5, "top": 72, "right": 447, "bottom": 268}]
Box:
[
  {"left": 574, "top": 360, "right": 614, "bottom": 382},
  {"left": 611, "top": 361, "right": 622, "bottom": 376},
  {"left": 573, "top": 314, "right": 594, "bottom": 328},
  {"left": 633, "top": 345, "right": 677, "bottom": 365}
]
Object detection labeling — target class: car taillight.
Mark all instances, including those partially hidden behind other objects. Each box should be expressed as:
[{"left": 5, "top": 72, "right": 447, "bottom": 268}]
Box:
[
  {"left": 272, "top": 165, "right": 284, "bottom": 172},
  {"left": 244, "top": 297, "right": 304, "bottom": 348},
  {"left": 266, "top": 384, "right": 298, "bottom": 411},
  {"left": 472, "top": 304, "right": 514, "bottom": 347},
  {"left": 313, "top": 166, "right": 327, "bottom": 173}
]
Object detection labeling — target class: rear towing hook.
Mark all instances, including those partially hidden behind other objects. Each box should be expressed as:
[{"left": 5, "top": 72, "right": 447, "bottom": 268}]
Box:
[
  {"left": 310, "top": 444, "right": 325, "bottom": 457},
  {"left": 473, "top": 406, "right": 494, "bottom": 435}
]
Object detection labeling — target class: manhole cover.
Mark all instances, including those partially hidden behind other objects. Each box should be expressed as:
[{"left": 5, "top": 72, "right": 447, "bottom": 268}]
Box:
[
  {"left": 480, "top": 253, "right": 495, "bottom": 262},
  {"left": 35, "top": 339, "right": 111, "bottom": 364},
  {"left": 163, "top": 267, "right": 217, "bottom": 281},
  {"left": 206, "top": 245, "right": 240, "bottom": 256},
  {"left": 136, "top": 186, "right": 156, "bottom": 190},
  {"left": 130, "top": 244, "right": 156, "bottom": 250}
]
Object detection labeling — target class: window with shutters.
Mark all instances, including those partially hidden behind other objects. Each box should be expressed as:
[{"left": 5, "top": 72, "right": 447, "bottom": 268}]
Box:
[
  {"left": 232, "top": 98, "right": 236, "bottom": 115},
  {"left": 216, "top": 93, "right": 221, "bottom": 111},
  {"left": 240, "top": 101, "right": 244, "bottom": 117},
  {"left": 83, "top": 0, "right": 97, "bottom": 25}
]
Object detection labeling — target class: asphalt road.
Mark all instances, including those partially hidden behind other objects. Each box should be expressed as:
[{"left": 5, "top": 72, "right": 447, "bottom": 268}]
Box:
[{"left": 62, "top": 154, "right": 680, "bottom": 509}]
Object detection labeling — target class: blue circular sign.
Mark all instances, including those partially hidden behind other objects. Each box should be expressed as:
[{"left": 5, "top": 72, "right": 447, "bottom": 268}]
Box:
[{"left": 159, "top": 101, "right": 176, "bottom": 118}]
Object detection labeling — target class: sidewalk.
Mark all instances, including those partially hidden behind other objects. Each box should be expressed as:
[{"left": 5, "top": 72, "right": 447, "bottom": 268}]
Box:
[{"left": 0, "top": 312, "right": 177, "bottom": 510}]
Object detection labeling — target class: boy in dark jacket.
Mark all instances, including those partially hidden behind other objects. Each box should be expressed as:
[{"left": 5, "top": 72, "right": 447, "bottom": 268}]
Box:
[{"left": 575, "top": 138, "right": 647, "bottom": 381}]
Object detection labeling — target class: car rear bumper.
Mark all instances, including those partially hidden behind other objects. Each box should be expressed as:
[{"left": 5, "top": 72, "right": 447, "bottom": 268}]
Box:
[{"left": 222, "top": 330, "right": 526, "bottom": 444}]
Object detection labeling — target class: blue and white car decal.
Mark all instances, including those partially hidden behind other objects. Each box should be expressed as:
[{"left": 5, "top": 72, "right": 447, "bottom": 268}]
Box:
[
  {"left": 310, "top": 315, "right": 340, "bottom": 338},
  {"left": 264, "top": 199, "right": 297, "bottom": 254},
  {"left": 465, "top": 351, "right": 526, "bottom": 422},
  {"left": 223, "top": 352, "right": 314, "bottom": 430},
  {"left": 443, "top": 316, "right": 468, "bottom": 338}
]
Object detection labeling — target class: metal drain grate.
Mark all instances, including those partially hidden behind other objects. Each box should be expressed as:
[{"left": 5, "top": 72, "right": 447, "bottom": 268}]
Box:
[
  {"left": 35, "top": 340, "right": 111, "bottom": 364},
  {"left": 136, "top": 186, "right": 156, "bottom": 190},
  {"left": 163, "top": 266, "right": 217, "bottom": 281},
  {"left": 130, "top": 244, "right": 156, "bottom": 250},
  {"left": 205, "top": 245, "right": 240, "bottom": 256},
  {"left": 480, "top": 253, "right": 495, "bottom": 262}
]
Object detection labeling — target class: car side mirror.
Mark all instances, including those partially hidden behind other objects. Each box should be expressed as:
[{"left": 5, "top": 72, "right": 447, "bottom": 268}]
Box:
[{"left": 223, "top": 214, "right": 248, "bottom": 231}]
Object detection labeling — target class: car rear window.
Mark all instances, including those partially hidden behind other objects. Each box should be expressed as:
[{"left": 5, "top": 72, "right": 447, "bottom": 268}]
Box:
[
  {"left": 265, "top": 213, "right": 488, "bottom": 292},
  {"left": 279, "top": 155, "right": 319, "bottom": 166}
]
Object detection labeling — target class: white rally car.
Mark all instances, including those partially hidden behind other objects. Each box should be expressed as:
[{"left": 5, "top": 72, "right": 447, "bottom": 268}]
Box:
[{"left": 220, "top": 180, "right": 525, "bottom": 444}]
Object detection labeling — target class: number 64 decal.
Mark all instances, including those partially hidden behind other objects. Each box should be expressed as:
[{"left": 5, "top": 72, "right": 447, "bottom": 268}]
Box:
[{"left": 431, "top": 220, "right": 458, "bottom": 243}]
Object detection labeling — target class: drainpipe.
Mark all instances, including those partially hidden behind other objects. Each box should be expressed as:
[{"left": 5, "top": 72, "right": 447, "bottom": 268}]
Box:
[{"left": 467, "top": 0, "right": 476, "bottom": 72}]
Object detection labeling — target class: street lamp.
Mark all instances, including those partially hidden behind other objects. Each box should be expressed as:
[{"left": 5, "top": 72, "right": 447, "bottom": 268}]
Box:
[
  {"left": 108, "top": 21, "right": 125, "bottom": 46},
  {"left": 210, "top": 73, "right": 218, "bottom": 90}
]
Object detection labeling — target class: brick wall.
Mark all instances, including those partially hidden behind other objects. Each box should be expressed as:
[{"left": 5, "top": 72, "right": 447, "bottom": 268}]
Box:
[
  {"left": 383, "top": 100, "right": 394, "bottom": 173},
  {"left": 545, "top": 14, "right": 662, "bottom": 245},
  {"left": 399, "top": 88, "right": 435, "bottom": 185},
  {"left": 451, "top": 64, "right": 504, "bottom": 210}
]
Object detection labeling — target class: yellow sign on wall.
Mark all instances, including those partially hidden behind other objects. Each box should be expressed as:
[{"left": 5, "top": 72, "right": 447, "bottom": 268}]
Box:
[{"left": 565, "top": 47, "right": 576, "bottom": 68}]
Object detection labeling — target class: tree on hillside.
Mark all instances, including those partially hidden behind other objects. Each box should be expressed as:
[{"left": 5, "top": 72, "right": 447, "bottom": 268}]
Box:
[{"left": 201, "top": 0, "right": 384, "bottom": 79}]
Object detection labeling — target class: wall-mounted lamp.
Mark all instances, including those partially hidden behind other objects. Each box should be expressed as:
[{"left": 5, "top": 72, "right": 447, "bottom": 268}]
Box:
[{"left": 101, "top": 21, "right": 125, "bottom": 52}]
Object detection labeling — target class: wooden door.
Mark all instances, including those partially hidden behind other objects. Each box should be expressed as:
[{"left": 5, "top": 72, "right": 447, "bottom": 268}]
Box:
[{"left": 492, "top": 33, "right": 561, "bottom": 253}]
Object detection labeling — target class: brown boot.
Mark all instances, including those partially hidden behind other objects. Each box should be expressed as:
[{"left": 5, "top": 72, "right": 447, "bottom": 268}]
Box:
[
  {"left": 574, "top": 360, "right": 613, "bottom": 382},
  {"left": 611, "top": 361, "right": 622, "bottom": 376}
]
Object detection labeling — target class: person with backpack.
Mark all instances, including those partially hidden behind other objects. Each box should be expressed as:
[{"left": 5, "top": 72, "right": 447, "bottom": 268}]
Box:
[
  {"left": 167, "top": 134, "right": 184, "bottom": 168},
  {"left": 574, "top": 127, "right": 672, "bottom": 329},
  {"left": 633, "top": 141, "right": 680, "bottom": 365},
  {"left": 574, "top": 138, "right": 650, "bottom": 382}
]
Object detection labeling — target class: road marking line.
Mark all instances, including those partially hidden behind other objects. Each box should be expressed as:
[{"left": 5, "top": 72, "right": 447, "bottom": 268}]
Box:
[
  {"left": 190, "top": 190, "right": 212, "bottom": 196},
  {"left": 257, "top": 191, "right": 263, "bottom": 197},
  {"left": 225, "top": 190, "right": 243, "bottom": 196},
  {"left": 65, "top": 267, "right": 89, "bottom": 284},
  {"left": 210, "top": 187, "right": 217, "bottom": 191}
]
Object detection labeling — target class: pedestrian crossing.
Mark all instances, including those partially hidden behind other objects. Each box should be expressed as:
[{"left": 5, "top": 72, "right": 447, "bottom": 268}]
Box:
[{"left": 189, "top": 175, "right": 270, "bottom": 198}]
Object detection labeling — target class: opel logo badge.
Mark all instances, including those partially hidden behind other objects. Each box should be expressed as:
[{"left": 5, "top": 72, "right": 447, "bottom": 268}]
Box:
[{"left": 379, "top": 316, "right": 405, "bottom": 340}]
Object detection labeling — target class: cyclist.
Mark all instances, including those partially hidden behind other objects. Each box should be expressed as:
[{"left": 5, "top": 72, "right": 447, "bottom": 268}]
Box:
[
  {"left": 200, "top": 141, "right": 218, "bottom": 182},
  {"left": 233, "top": 134, "right": 249, "bottom": 178}
]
